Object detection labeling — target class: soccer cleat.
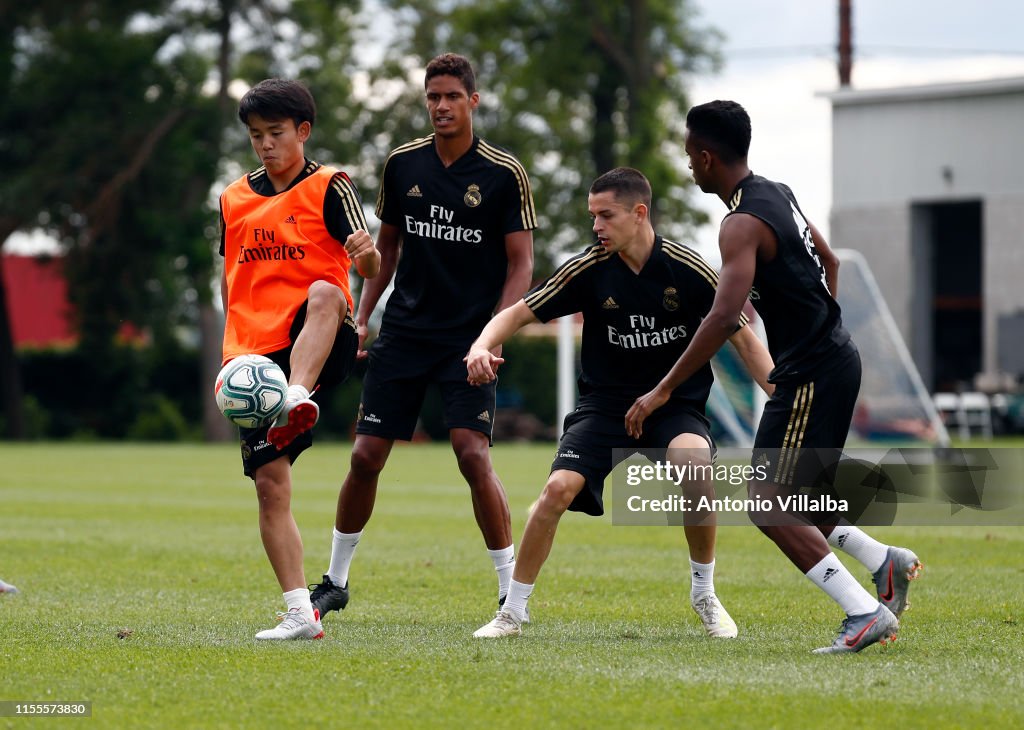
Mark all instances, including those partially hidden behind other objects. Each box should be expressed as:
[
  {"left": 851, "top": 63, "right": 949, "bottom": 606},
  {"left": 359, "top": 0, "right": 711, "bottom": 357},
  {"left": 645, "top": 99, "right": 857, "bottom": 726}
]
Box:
[
  {"left": 691, "top": 592, "right": 738, "bottom": 638},
  {"left": 473, "top": 610, "right": 522, "bottom": 638},
  {"left": 267, "top": 395, "right": 319, "bottom": 450},
  {"left": 872, "top": 546, "right": 922, "bottom": 617},
  {"left": 255, "top": 608, "right": 324, "bottom": 641},
  {"left": 812, "top": 604, "right": 898, "bottom": 654},
  {"left": 0, "top": 578, "right": 18, "bottom": 595},
  {"left": 309, "top": 575, "right": 349, "bottom": 618},
  {"left": 498, "top": 594, "right": 530, "bottom": 623}
]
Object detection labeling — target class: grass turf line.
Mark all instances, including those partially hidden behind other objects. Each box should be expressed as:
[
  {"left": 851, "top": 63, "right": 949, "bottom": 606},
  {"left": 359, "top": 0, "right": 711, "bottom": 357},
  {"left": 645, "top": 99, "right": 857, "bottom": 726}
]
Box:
[{"left": 0, "top": 442, "right": 1021, "bottom": 729}]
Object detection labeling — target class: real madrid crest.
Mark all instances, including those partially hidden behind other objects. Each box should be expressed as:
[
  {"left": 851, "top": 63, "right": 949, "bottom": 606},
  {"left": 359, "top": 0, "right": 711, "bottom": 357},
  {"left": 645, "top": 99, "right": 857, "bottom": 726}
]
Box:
[
  {"left": 464, "top": 183, "right": 482, "bottom": 207},
  {"left": 663, "top": 287, "right": 680, "bottom": 312}
]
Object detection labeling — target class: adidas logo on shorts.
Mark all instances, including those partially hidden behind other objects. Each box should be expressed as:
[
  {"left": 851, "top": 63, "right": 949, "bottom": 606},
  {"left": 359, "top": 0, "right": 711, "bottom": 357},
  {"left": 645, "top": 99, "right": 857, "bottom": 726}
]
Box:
[{"left": 477, "top": 411, "right": 491, "bottom": 424}]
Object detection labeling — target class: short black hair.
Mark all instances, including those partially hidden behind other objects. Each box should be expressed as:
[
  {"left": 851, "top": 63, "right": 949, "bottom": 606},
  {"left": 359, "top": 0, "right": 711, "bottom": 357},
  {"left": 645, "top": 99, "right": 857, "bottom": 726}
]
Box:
[
  {"left": 589, "top": 167, "right": 652, "bottom": 210},
  {"left": 238, "top": 78, "right": 316, "bottom": 128},
  {"left": 425, "top": 53, "right": 477, "bottom": 95},
  {"left": 686, "top": 100, "right": 751, "bottom": 163}
]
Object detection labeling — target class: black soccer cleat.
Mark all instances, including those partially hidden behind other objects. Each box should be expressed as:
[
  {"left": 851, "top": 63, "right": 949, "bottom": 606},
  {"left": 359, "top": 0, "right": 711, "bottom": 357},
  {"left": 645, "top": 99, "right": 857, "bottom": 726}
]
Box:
[{"left": 309, "top": 575, "right": 349, "bottom": 618}]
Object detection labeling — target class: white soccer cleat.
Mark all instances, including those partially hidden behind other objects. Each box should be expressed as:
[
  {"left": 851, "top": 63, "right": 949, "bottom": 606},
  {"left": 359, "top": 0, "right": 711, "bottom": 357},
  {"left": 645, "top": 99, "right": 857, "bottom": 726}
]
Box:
[
  {"left": 692, "top": 592, "right": 738, "bottom": 638},
  {"left": 255, "top": 608, "right": 324, "bottom": 641},
  {"left": 473, "top": 610, "right": 522, "bottom": 638},
  {"left": 267, "top": 394, "right": 319, "bottom": 450},
  {"left": 0, "top": 578, "right": 18, "bottom": 595}
]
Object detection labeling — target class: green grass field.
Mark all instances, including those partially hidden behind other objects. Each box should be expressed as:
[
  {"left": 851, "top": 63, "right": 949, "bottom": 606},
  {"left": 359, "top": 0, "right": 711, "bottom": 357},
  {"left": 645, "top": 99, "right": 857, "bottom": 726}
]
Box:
[{"left": 1, "top": 442, "right": 1021, "bottom": 729}]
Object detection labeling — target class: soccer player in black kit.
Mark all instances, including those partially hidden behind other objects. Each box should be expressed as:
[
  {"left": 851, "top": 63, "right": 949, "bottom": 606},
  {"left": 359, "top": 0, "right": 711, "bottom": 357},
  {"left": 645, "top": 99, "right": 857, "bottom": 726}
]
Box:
[
  {"left": 626, "top": 101, "right": 922, "bottom": 653},
  {"left": 308, "top": 54, "right": 537, "bottom": 619},
  {"left": 469, "top": 167, "right": 775, "bottom": 639}
]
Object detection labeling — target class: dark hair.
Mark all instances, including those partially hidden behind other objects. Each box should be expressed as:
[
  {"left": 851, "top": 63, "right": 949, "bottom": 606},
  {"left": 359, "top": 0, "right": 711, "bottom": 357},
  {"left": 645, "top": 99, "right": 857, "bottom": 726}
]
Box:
[
  {"left": 589, "top": 166, "right": 651, "bottom": 208},
  {"left": 424, "top": 53, "right": 477, "bottom": 95},
  {"left": 238, "top": 78, "right": 316, "bottom": 128},
  {"left": 589, "top": 167, "right": 652, "bottom": 209},
  {"left": 685, "top": 100, "right": 751, "bottom": 163}
]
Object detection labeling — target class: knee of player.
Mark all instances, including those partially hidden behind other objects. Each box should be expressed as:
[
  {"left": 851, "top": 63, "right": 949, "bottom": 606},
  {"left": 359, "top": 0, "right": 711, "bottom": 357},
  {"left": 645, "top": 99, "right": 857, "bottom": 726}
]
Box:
[
  {"left": 454, "top": 442, "right": 492, "bottom": 481},
  {"left": 253, "top": 472, "right": 292, "bottom": 510},
  {"left": 349, "top": 441, "right": 388, "bottom": 477},
  {"left": 306, "top": 280, "right": 347, "bottom": 316},
  {"left": 538, "top": 474, "right": 581, "bottom": 513}
]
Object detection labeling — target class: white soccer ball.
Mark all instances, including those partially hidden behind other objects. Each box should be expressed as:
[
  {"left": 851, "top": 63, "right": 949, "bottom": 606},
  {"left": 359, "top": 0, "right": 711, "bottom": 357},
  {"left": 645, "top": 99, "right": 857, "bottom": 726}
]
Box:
[{"left": 214, "top": 354, "right": 288, "bottom": 428}]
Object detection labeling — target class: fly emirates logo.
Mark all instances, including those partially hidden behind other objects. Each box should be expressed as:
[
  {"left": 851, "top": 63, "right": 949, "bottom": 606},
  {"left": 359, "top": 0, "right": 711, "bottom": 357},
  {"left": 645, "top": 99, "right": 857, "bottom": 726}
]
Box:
[
  {"left": 405, "top": 204, "right": 483, "bottom": 244},
  {"left": 608, "top": 314, "right": 687, "bottom": 350},
  {"left": 236, "top": 227, "right": 306, "bottom": 263}
]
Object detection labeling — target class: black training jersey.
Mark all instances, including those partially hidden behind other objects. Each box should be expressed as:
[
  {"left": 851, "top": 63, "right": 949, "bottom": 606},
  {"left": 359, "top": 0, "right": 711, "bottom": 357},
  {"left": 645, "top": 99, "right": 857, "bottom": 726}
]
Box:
[
  {"left": 526, "top": 236, "right": 747, "bottom": 412},
  {"left": 376, "top": 134, "right": 537, "bottom": 344},
  {"left": 725, "top": 173, "right": 850, "bottom": 382}
]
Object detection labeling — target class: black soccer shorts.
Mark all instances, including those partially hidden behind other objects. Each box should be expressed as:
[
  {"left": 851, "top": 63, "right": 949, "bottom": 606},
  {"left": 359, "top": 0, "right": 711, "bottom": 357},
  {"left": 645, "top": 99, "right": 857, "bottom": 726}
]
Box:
[
  {"left": 354, "top": 332, "right": 496, "bottom": 442},
  {"left": 752, "top": 343, "right": 861, "bottom": 489},
  {"left": 551, "top": 398, "right": 714, "bottom": 516}
]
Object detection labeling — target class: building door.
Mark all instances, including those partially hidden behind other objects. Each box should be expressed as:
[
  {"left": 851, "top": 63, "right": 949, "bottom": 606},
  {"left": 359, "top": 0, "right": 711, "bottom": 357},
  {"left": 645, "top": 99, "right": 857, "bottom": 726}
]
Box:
[{"left": 912, "top": 201, "right": 983, "bottom": 392}]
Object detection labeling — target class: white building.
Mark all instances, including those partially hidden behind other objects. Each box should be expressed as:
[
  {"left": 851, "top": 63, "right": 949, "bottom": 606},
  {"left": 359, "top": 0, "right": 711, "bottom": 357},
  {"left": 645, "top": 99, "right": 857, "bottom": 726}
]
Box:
[{"left": 826, "top": 76, "right": 1024, "bottom": 392}]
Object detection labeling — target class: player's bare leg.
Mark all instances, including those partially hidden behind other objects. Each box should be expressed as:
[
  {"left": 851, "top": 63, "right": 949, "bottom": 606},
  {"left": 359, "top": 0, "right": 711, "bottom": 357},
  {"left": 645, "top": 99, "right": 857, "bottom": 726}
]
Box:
[
  {"left": 668, "top": 433, "right": 737, "bottom": 637},
  {"left": 269, "top": 281, "right": 348, "bottom": 449},
  {"left": 252, "top": 457, "right": 322, "bottom": 640},
  {"left": 450, "top": 428, "right": 511, "bottom": 549},
  {"left": 310, "top": 435, "right": 395, "bottom": 620},
  {"left": 474, "top": 470, "right": 584, "bottom": 638}
]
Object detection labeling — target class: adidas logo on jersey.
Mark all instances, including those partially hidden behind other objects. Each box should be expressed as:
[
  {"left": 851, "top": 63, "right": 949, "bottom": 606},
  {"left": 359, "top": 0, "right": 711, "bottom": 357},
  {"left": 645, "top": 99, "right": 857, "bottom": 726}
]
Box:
[
  {"left": 284, "top": 215, "right": 297, "bottom": 224},
  {"left": 476, "top": 411, "right": 491, "bottom": 424},
  {"left": 602, "top": 297, "right": 619, "bottom": 310},
  {"left": 407, "top": 185, "right": 423, "bottom": 197}
]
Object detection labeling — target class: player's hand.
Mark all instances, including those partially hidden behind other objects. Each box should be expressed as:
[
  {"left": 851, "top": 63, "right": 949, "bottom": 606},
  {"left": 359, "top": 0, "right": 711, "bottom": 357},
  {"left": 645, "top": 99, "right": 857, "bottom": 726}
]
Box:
[
  {"left": 355, "top": 320, "right": 370, "bottom": 360},
  {"left": 625, "top": 385, "right": 670, "bottom": 439},
  {"left": 344, "top": 230, "right": 375, "bottom": 260},
  {"left": 465, "top": 346, "right": 504, "bottom": 385}
]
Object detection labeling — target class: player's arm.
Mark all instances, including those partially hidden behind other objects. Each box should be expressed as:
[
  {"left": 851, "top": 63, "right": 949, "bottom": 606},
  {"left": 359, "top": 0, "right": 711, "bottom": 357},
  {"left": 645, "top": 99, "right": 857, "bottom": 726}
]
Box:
[
  {"left": 465, "top": 299, "right": 538, "bottom": 385},
  {"left": 727, "top": 324, "right": 775, "bottom": 397},
  {"left": 353, "top": 222, "right": 400, "bottom": 357},
  {"left": 625, "top": 213, "right": 762, "bottom": 438},
  {"left": 809, "top": 220, "right": 839, "bottom": 298},
  {"left": 494, "top": 230, "right": 535, "bottom": 314},
  {"left": 347, "top": 230, "right": 381, "bottom": 279}
]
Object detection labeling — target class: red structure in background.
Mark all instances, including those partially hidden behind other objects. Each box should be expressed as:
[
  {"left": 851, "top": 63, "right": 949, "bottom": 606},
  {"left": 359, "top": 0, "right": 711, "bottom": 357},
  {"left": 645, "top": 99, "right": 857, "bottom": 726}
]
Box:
[{"left": 2, "top": 255, "right": 77, "bottom": 347}]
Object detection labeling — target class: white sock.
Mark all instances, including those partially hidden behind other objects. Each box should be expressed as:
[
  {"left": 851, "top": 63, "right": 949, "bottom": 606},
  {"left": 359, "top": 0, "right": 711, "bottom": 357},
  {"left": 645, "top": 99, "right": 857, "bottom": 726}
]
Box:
[
  {"left": 827, "top": 522, "right": 889, "bottom": 573},
  {"left": 503, "top": 579, "right": 533, "bottom": 622},
  {"left": 488, "top": 545, "right": 515, "bottom": 601},
  {"left": 283, "top": 587, "right": 316, "bottom": 621},
  {"left": 689, "top": 558, "right": 715, "bottom": 601},
  {"left": 327, "top": 529, "right": 361, "bottom": 587},
  {"left": 805, "top": 553, "right": 878, "bottom": 616},
  {"left": 286, "top": 384, "right": 311, "bottom": 402}
]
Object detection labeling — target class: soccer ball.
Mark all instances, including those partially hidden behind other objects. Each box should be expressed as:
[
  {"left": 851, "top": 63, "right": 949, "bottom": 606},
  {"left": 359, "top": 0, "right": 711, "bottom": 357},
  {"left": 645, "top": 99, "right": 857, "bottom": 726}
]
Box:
[{"left": 214, "top": 354, "right": 288, "bottom": 428}]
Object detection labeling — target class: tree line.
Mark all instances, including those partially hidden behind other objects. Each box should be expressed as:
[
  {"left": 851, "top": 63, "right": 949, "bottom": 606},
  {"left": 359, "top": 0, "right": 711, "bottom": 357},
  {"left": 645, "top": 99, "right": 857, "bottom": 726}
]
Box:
[{"left": 0, "top": 0, "right": 720, "bottom": 439}]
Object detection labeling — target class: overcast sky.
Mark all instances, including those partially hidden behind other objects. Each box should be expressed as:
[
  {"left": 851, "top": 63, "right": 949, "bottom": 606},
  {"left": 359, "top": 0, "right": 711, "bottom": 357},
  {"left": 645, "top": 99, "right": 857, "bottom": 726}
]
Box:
[
  {"left": 686, "top": 0, "right": 1024, "bottom": 261},
  {"left": 8, "top": 1, "right": 1024, "bottom": 258}
]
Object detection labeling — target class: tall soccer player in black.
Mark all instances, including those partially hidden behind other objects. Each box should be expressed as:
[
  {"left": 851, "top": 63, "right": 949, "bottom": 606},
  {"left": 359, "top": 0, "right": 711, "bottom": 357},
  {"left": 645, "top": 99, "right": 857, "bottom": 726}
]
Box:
[
  {"left": 626, "top": 101, "right": 922, "bottom": 653},
  {"left": 309, "top": 54, "right": 537, "bottom": 619},
  {"left": 469, "top": 167, "right": 775, "bottom": 639}
]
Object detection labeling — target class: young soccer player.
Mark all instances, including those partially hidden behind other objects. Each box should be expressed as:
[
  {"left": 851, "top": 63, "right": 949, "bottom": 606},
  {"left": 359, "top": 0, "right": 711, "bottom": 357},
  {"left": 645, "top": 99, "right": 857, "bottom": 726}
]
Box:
[
  {"left": 626, "top": 100, "right": 922, "bottom": 653},
  {"left": 219, "top": 78, "right": 380, "bottom": 640},
  {"left": 308, "top": 53, "right": 536, "bottom": 621},
  {"left": 469, "top": 167, "right": 774, "bottom": 638}
]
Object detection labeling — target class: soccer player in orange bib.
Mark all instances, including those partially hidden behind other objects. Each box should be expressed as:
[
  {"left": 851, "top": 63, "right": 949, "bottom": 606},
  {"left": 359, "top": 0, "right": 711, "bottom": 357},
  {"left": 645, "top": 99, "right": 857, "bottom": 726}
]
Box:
[{"left": 219, "top": 78, "right": 380, "bottom": 640}]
